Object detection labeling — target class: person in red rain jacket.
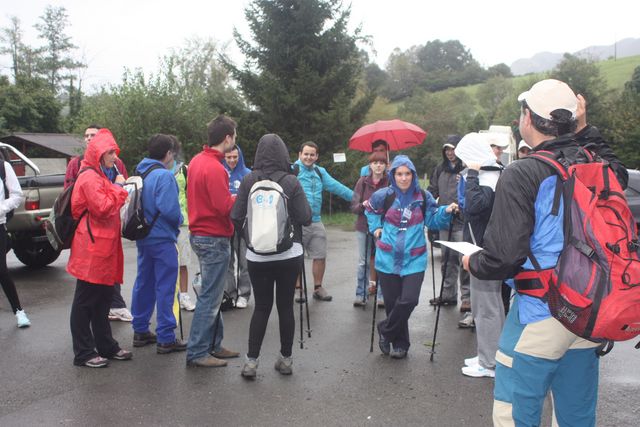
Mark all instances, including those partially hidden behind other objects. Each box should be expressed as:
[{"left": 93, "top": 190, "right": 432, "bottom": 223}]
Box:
[{"left": 67, "top": 128, "right": 132, "bottom": 368}]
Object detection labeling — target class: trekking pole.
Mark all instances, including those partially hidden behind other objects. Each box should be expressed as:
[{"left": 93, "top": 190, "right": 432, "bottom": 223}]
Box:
[
  {"left": 430, "top": 217, "right": 455, "bottom": 362},
  {"left": 362, "top": 233, "right": 370, "bottom": 309},
  {"left": 235, "top": 232, "right": 241, "bottom": 305},
  {"left": 369, "top": 274, "right": 379, "bottom": 352},
  {"left": 430, "top": 232, "right": 437, "bottom": 310},
  {"left": 298, "top": 270, "right": 304, "bottom": 349},
  {"left": 178, "top": 294, "right": 184, "bottom": 341},
  {"left": 300, "top": 253, "right": 312, "bottom": 338}
]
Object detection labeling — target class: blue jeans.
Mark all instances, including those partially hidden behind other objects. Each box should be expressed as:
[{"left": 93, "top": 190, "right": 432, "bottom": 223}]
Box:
[
  {"left": 355, "top": 231, "right": 382, "bottom": 300},
  {"left": 187, "top": 235, "right": 230, "bottom": 361}
]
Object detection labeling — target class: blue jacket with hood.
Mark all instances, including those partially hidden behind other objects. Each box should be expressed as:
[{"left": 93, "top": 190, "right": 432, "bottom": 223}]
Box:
[
  {"left": 366, "top": 155, "right": 452, "bottom": 276},
  {"left": 294, "top": 159, "right": 353, "bottom": 223},
  {"left": 135, "top": 158, "right": 183, "bottom": 246},
  {"left": 223, "top": 145, "right": 251, "bottom": 195}
]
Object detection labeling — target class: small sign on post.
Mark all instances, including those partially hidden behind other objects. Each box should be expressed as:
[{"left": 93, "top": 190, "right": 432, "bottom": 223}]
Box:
[{"left": 333, "top": 153, "right": 346, "bottom": 163}]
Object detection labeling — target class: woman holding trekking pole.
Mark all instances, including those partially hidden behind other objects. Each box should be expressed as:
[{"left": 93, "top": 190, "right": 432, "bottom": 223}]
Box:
[
  {"left": 365, "top": 155, "right": 457, "bottom": 359},
  {"left": 231, "top": 134, "right": 311, "bottom": 378},
  {"left": 350, "top": 151, "right": 388, "bottom": 308}
]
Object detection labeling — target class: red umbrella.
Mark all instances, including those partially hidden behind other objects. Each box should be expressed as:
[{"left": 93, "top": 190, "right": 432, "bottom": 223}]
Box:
[{"left": 348, "top": 119, "right": 427, "bottom": 152}]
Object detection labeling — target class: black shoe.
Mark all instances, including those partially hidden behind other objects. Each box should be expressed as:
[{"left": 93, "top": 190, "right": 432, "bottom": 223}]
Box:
[
  {"left": 157, "top": 339, "right": 187, "bottom": 354},
  {"left": 133, "top": 331, "right": 157, "bottom": 347},
  {"left": 377, "top": 322, "right": 390, "bottom": 355},
  {"left": 295, "top": 295, "right": 307, "bottom": 303},
  {"left": 429, "top": 297, "right": 457, "bottom": 307}
]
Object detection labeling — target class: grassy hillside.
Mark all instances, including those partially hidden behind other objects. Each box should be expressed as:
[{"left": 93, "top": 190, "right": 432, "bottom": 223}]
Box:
[{"left": 365, "top": 55, "right": 640, "bottom": 123}]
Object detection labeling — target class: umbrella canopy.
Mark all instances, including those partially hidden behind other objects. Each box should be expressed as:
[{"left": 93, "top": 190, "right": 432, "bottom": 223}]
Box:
[{"left": 348, "top": 119, "right": 427, "bottom": 152}]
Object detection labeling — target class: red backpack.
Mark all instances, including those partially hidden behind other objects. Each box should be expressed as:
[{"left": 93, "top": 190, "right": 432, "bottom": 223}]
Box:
[{"left": 514, "top": 149, "right": 640, "bottom": 354}]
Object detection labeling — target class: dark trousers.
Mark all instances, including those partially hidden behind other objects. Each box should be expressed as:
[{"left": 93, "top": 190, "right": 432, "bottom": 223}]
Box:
[
  {"left": 246, "top": 257, "right": 301, "bottom": 359},
  {"left": 110, "top": 283, "right": 127, "bottom": 309},
  {"left": 70, "top": 280, "right": 120, "bottom": 365},
  {"left": 377, "top": 271, "right": 424, "bottom": 351},
  {"left": 1, "top": 227, "right": 21, "bottom": 313}
]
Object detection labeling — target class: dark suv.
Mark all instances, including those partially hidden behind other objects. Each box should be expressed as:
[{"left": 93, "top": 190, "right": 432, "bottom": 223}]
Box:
[{"left": 625, "top": 169, "right": 640, "bottom": 232}]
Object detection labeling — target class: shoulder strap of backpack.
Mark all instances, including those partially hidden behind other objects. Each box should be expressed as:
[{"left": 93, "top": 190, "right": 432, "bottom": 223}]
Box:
[
  {"left": 313, "top": 166, "right": 323, "bottom": 182},
  {"left": 139, "top": 163, "right": 165, "bottom": 180},
  {"left": 528, "top": 151, "right": 569, "bottom": 180}
]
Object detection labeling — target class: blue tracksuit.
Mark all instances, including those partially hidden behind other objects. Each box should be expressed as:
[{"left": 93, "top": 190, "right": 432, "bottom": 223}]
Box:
[{"left": 131, "top": 158, "right": 182, "bottom": 344}]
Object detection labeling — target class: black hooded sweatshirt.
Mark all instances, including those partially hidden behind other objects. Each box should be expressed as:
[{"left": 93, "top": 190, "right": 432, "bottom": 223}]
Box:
[{"left": 231, "top": 134, "right": 312, "bottom": 243}]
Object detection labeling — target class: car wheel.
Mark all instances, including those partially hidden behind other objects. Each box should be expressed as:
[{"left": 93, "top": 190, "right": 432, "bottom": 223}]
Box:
[{"left": 13, "top": 241, "right": 62, "bottom": 268}]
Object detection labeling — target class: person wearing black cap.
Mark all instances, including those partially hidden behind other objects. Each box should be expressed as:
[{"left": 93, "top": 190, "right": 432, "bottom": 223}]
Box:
[
  {"left": 462, "top": 79, "right": 624, "bottom": 426},
  {"left": 427, "top": 135, "right": 470, "bottom": 312}
]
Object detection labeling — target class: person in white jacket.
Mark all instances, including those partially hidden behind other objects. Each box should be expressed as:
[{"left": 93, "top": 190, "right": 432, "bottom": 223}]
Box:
[{"left": 0, "top": 157, "right": 30, "bottom": 328}]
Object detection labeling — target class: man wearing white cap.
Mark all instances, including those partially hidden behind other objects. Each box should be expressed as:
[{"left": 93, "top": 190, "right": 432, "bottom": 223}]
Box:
[
  {"left": 462, "top": 79, "right": 626, "bottom": 426},
  {"left": 517, "top": 140, "right": 531, "bottom": 158}
]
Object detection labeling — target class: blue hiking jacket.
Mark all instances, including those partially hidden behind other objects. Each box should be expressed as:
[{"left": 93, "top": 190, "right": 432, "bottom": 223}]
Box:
[
  {"left": 135, "top": 158, "right": 182, "bottom": 246},
  {"left": 366, "top": 155, "right": 451, "bottom": 276},
  {"left": 294, "top": 159, "right": 353, "bottom": 223},
  {"left": 223, "top": 145, "right": 251, "bottom": 195}
]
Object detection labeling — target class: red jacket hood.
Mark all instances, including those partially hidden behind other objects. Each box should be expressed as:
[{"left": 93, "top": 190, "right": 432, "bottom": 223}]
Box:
[{"left": 81, "top": 128, "right": 120, "bottom": 169}]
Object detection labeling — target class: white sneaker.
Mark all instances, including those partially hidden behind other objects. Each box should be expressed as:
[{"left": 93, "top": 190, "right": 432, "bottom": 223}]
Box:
[
  {"left": 461, "top": 364, "right": 495, "bottom": 378},
  {"left": 235, "top": 296, "right": 248, "bottom": 309},
  {"left": 180, "top": 293, "right": 196, "bottom": 311},
  {"left": 16, "top": 309, "right": 31, "bottom": 328},
  {"left": 464, "top": 355, "right": 479, "bottom": 367},
  {"left": 109, "top": 308, "right": 133, "bottom": 322},
  {"left": 458, "top": 312, "right": 475, "bottom": 329}
]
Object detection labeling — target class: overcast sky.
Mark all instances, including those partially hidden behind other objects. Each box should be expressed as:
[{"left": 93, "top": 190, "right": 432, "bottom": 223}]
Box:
[{"left": 1, "top": 0, "right": 638, "bottom": 92}]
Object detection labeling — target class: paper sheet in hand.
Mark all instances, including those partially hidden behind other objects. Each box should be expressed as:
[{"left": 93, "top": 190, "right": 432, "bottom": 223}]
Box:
[{"left": 435, "top": 240, "right": 483, "bottom": 256}]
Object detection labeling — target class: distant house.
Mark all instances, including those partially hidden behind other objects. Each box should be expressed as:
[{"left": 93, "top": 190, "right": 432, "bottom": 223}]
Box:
[
  {"left": 0, "top": 133, "right": 85, "bottom": 175},
  {"left": 0, "top": 132, "right": 85, "bottom": 158}
]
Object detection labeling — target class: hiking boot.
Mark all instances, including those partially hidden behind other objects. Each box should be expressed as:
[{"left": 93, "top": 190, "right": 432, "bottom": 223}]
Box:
[
  {"left": 241, "top": 357, "right": 259, "bottom": 378},
  {"left": 461, "top": 364, "right": 495, "bottom": 378},
  {"left": 15, "top": 309, "right": 31, "bottom": 328},
  {"left": 235, "top": 296, "right": 248, "bottom": 309},
  {"left": 353, "top": 298, "right": 366, "bottom": 307},
  {"left": 109, "top": 308, "right": 133, "bottom": 322},
  {"left": 312, "top": 286, "right": 332, "bottom": 301},
  {"left": 460, "top": 300, "right": 471, "bottom": 313},
  {"left": 377, "top": 322, "right": 390, "bottom": 355},
  {"left": 274, "top": 353, "right": 293, "bottom": 375},
  {"left": 187, "top": 355, "right": 227, "bottom": 368},
  {"left": 157, "top": 339, "right": 187, "bottom": 354},
  {"left": 464, "top": 355, "right": 479, "bottom": 367},
  {"left": 133, "top": 331, "right": 157, "bottom": 347},
  {"left": 429, "top": 296, "right": 457, "bottom": 307},
  {"left": 111, "top": 349, "right": 133, "bottom": 361},
  {"left": 179, "top": 293, "right": 196, "bottom": 311},
  {"left": 295, "top": 294, "right": 307, "bottom": 303},
  {"left": 211, "top": 347, "right": 240, "bottom": 359},
  {"left": 458, "top": 312, "right": 475, "bottom": 329},
  {"left": 377, "top": 299, "right": 385, "bottom": 309},
  {"left": 390, "top": 347, "right": 408, "bottom": 359},
  {"left": 83, "top": 356, "right": 108, "bottom": 368}
]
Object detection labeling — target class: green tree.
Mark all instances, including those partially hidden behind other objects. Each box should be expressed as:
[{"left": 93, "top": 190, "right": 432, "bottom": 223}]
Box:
[
  {"left": 34, "top": 5, "right": 85, "bottom": 93},
  {"left": 229, "top": 0, "right": 374, "bottom": 180},
  {"left": 79, "top": 38, "right": 245, "bottom": 167},
  {"left": 0, "top": 75, "right": 61, "bottom": 133},
  {"left": 476, "top": 76, "right": 514, "bottom": 124},
  {"left": 487, "top": 63, "right": 512, "bottom": 78},
  {"left": 416, "top": 40, "right": 487, "bottom": 91},
  {"left": 550, "top": 54, "right": 609, "bottom": 127},
  {"left": 605, "top": 65, "right": 640, "bottom": 168}
]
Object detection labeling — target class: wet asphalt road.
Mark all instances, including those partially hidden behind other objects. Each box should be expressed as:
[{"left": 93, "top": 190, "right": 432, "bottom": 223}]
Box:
[{"left": 0, "top": 227, "right": 638, "bottom": 426}]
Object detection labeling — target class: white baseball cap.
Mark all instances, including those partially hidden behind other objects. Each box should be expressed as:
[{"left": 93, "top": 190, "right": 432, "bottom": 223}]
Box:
[
  {"left": 518, "top": 140, "right": 531, "bottom": 151},
  {"left": 517, "top": 79, "right": 578, "bottom": 121}
]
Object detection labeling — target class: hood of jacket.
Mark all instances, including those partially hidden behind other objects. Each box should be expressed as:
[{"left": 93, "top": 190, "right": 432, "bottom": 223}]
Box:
[
  {"left": 81, "top": 128, "right": 119, "bottom": 170},
  {"left": 440, "top": 135, "right": 464, "bottom": 174},
  {"left": 389, "top": 155, "right": 420, "bottom": 207},
  {"left": 253, "top": 134, "right": 291, "bottom": 176},
  {"left": 136, "top": 157, "right": 166, "bottom": 175},
  {"left": 224, "top": 144, "right": 251, "bottom": 177}
]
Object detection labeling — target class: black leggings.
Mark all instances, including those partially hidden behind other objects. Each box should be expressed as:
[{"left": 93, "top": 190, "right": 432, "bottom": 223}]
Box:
[
  {"left": 1, "top": 227, "right": 22, "bottom": 313},
  {"left": 247, "top": 256, "right": 301, "bottom": 359}
]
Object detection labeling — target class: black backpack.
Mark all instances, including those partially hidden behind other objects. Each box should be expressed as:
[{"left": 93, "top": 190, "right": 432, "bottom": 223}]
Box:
[
  {"left": 121, "top": 164, "right": 164, "bottom": 241},
  {"left": 45, "top": 167, "right": 95, "bottom": 251}
]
